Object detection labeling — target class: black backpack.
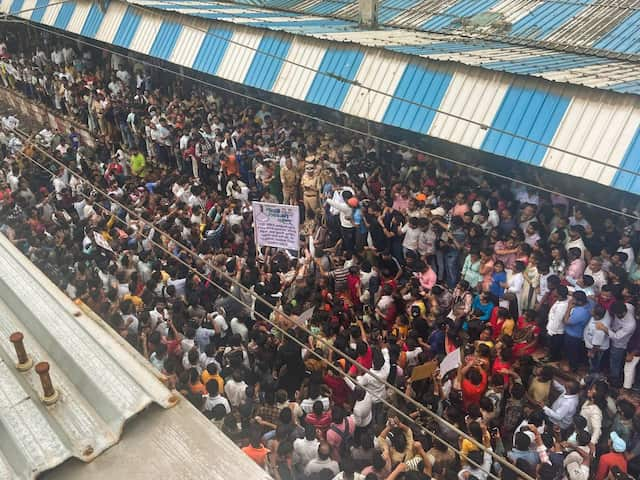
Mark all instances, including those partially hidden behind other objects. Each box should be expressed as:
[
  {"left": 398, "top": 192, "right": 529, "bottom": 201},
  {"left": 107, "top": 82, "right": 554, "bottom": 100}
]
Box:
[{"left": 329, "top": 419, "right": 353, "bottom": 458}]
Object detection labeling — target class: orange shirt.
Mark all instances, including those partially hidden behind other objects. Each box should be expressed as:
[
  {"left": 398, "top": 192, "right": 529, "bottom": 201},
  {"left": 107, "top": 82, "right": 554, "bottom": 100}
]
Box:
[
  {"left": 201, "top": 371, "right": 224, "bottom": 393},
  {"left": 242, "top": 445, "right": 270, "bottom": 468},
  {"left": 189, "top": 382, "right": 207, "bottom": 395},
  {"left": 222, "top": 154, "right": 239, "bottom": 176},
  {"left": 595, "top": 452, "right": 627, "bottom": 480},
  {"left": 461, "top": 369, "right": 487, "bottom": 409}
]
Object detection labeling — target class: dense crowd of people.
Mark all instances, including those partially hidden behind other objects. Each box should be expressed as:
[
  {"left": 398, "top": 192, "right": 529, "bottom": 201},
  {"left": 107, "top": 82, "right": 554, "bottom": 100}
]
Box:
[{"left": 2, "top": 32, "right": 640, "bottom": 480}]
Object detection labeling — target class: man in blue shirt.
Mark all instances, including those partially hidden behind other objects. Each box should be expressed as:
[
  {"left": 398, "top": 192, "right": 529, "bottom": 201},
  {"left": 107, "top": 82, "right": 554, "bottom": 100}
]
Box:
[{"left": 563, "top": 291, "right": 593, "bottom": 366}]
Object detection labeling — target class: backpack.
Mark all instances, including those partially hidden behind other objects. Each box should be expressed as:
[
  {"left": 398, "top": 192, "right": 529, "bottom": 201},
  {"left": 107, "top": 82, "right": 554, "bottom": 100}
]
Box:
[{"left": 329, "top": 419, "right": 353, "bottom": 458}]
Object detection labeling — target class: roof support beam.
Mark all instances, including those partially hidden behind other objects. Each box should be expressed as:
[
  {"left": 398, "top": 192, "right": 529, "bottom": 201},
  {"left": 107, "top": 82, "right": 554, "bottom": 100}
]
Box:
[{"left": 358, "top": 0, "right": 377, "bottom": 28}]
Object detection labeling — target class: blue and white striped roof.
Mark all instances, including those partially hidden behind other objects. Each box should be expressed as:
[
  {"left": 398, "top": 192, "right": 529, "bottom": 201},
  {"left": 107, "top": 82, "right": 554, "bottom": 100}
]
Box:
[
  {"left": 216, "top": 0, "right": 640, "bottom": 59},
  {"left": 119, "top": 0, "right": 640, "bottom": 96},
  {"left": 2, "top": 0, "right": 640, "bottom": 194}
]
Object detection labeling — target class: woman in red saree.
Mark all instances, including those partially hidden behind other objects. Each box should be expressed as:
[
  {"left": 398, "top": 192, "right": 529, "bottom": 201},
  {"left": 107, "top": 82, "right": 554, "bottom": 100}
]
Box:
[{"left": 512, "top": 309, "right": 540, "bottom": 358}]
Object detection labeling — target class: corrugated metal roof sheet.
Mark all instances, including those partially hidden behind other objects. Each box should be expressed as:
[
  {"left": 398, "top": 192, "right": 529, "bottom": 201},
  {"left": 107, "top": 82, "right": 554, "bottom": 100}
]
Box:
[
  {"left": 218, "top": 0, "right": 640, "bottom": 58},
  {"left": 118, "top": 0, "right": 640, "bottom": 95},
  {"left": 0, "top": 234, "right": 175, "bottom": 479}
]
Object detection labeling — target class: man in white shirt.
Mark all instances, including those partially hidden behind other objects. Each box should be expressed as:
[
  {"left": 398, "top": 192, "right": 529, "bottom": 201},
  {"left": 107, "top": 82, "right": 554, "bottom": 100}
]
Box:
[
  {"left": 293, "top": 424, "right": 319, "bottom": 474},
  {"left": 148, "top": 303, "right": 166, "bottom": 331},
  {"left": 224, "top": 370, "right": 247, "bottom": 408},
  {"left": 207, "top": 311, "right": 229, "bottom": 336},
  {"left": 566, "top": 226, "right": 586, "bottom": 259},
  {"left": 507, "top": 261, "right": 525, "bottom": 296},
  {"left": 304, "top": 443, "right": 339, "bottom": 478},
  {"left": 50, "top": 48, "right": 63, "bottom": 66},
  {"left": 402, "top": 217, "right": 420, "bottom": 255},
  {"left": 351, "top": 387, "right": 373, "bottom": 428},
  {"left": 62, "top": 46, "right": 75, "bottom": 65},
  {"left": 300, "top": 384, "right": 330, "bottom": 414},
  {"left": 545, "top": 285, "right": 569, "bottom": 362},
  {"left": 618, "top": 234, "right": 635, "bottom": 272},
  {"left": 203, "top": 380, "right": 230, "bottom": 414},
  {"left": 585, "top": 257, "right": 607, "bottom": 294},
  {"left": 230, "top": 316, "right": 248, "bottom": 341},
  {"left": 116, "top": 65, "right": 131, "bottom": 84},
  {"left": 541, "top": 380, "right": 579, "bottom": 430}
]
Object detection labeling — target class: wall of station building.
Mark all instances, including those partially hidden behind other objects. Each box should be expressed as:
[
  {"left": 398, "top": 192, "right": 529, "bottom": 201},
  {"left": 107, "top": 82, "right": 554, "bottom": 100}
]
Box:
[{"left": 2, "top": 0, "right": 640, "bottom": 193}]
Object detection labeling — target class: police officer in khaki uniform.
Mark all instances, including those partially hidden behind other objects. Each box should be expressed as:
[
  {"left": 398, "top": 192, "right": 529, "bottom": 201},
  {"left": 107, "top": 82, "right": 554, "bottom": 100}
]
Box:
[{"left": 300, "top": 162, "right": 320, "bottom": 220}]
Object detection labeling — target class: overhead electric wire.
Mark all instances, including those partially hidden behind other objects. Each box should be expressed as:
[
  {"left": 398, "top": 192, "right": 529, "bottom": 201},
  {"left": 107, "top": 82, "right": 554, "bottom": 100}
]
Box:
[
  {"left": 0, "top": 9, "right": 630, "bottom": 479},
  {"left": 11, "top": 136, "right": 531, "bottom": 480},
  {"left": 6, "top": 20, "right": 640, "bottom": 222},
  {"left": 139, "top": 0, "right": 640, "bottom": 179},
  {"left": 4, "top": 9, "right": 640, "bottom": 183}
]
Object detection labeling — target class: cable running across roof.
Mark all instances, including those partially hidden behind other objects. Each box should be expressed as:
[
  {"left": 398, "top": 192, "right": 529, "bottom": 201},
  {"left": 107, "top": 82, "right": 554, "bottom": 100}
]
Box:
[
  {"left": 13, "top": 4, "right": 639, "bottom": 183},
  {"left": 9, "top": 20, "right": 640, "bottom": 219},
  {"left": 168, "top": 0, "right": 640, "bottom": 61}
]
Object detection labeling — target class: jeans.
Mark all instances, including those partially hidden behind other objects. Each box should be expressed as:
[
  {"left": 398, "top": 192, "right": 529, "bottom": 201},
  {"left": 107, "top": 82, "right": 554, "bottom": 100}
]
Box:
[
  {"left": 432, "top": 252, "right": 445, "bottom": 282},
  {"left": 341, "top": 227, "right": 355, "bottom": 254},
  {"left": 564, "top": 335, "right": 584, "bottom": 366},
  {"left": 610, "top": 346, "right": 627, "bottom": 386},
  {"left": 444, "top": 250, "right": 459, "bottom": 288},
  {"left": 588, "top": 348, "right": 606, "bottom": 374},
  {"left": 119, "top": 122, "right": 135, "bottom": 149}
]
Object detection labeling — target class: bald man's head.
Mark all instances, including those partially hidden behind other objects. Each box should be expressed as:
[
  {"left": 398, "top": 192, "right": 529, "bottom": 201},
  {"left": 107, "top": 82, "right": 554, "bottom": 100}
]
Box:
[{"left": 318, "top": 441, "right": 331, "bottom": 460}]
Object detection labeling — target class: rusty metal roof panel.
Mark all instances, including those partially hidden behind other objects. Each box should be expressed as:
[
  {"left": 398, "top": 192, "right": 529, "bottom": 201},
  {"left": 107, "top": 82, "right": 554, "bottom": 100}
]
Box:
[{"left": 0, "top": 234, "right": 175, "bottom": 480}]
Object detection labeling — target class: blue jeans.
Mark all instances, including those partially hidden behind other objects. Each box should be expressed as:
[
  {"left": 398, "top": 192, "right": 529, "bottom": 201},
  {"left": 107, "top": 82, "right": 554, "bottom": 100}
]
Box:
[
  {"left": 610, "top": 346, "right": 626, "bottom": 386},
  {"left": 588, "top": 348, "right": 606, "bottom": 374},
  {"left": 444, "top": 250, "right": 459, "bottom": 288}
]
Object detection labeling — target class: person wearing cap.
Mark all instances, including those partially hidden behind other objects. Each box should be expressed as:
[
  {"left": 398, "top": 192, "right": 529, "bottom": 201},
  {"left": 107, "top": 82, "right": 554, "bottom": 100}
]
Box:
[
  {"left": 280, "top": 156, "right": 298, "bottom": 206},
  {"left": 563, "top": 290, "right": 594, "bottom": 366},
  {"left": 300, "top": 162, "right": 320, "bottom": 220},
  {"left": 595, "top": 431, "right": 628, "bottom": 480}
]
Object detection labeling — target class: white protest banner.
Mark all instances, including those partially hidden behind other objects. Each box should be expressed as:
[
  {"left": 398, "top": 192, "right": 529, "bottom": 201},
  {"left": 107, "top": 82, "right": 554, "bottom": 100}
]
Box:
[
  {"left": 439, "top": 347, "right": 461, "bottom": 378},
  {"left": 93, "top": 231, "right": 114, "bottom": 253},
  {"left": 253, "top": 201, "right": 300, "bottom": 252}
]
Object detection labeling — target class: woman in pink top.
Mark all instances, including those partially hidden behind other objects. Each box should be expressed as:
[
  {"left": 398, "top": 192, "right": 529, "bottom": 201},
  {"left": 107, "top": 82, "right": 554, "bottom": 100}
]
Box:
[
  {"left": 479, "top": 248, "right": 495, "bottom": 292},
  {"left": 326, "top": 408, "right": 356, "bottom": 461},
  {"left": 494, "top": 235, "right": 517, "bottom": 271},
  {"left": 452, "top": 192, "right": 470, "bottom": 217},
  {"left": 566, "top": 246, "right": 586, "bottom": 280},
  {"left": 416, "top": 262, "right": 436, "bottom": 291}
]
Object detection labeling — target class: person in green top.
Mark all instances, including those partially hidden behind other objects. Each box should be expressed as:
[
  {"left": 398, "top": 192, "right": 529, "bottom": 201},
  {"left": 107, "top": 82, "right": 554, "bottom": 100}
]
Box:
[
  {"left": 130, "top": 147, "right": 146, "bottom": 177},
  {"left": 268, "top": 161, "right": 283, "bottom": 203}
]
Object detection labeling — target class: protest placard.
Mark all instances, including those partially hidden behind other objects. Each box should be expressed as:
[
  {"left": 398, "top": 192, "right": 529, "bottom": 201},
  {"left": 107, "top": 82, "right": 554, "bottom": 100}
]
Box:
[
  {"left": 439, "top": 347, "right": 461, "bottom": 377},
  {"left": 253, "top": 202, "right": 300, "bottom": 252},
  {"left": 411, "top": 360, "right": 438, "bottom": 382}
]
